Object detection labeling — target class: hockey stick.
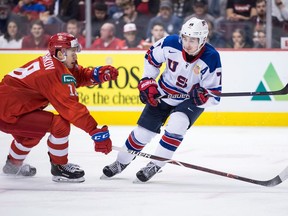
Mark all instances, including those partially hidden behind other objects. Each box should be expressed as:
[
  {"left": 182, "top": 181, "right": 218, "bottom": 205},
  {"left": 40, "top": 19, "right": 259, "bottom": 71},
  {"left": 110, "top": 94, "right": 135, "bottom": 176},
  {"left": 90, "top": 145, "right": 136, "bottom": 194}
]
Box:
[
  {"left": 112, "top": 146, "right": 288, "bottom": 187},
  {"left": 157, "top": 83, "right": 288, "bottom": 99}
]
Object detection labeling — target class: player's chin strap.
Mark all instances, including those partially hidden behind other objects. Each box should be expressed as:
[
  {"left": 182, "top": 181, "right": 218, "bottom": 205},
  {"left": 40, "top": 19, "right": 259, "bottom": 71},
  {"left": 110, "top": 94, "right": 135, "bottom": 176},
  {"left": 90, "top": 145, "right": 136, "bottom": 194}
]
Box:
[{"left": 112, "top": 145, "right": 288, "bottom": 187}]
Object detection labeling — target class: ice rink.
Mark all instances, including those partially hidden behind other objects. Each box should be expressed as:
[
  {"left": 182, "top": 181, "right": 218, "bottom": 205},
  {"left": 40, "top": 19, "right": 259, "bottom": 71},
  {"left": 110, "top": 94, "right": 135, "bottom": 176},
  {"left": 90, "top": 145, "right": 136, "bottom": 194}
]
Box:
[{"left": 0, "top": 126, "right": 288, "bottom": 216}]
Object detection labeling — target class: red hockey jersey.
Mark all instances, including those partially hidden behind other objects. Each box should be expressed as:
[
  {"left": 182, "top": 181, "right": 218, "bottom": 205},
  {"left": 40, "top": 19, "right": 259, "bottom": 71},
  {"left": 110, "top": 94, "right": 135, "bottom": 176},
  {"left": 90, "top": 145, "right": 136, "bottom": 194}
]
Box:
[{"left": 0, "top": 53, "right": 97, "bottom": 133}]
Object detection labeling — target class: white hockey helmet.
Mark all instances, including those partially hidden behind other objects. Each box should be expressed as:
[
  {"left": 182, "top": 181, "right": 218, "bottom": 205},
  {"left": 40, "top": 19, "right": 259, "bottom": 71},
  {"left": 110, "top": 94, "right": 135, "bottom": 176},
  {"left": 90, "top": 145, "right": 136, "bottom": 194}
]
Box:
[{"left": 180, "top": 17, "right": 209, "bottom": 54}]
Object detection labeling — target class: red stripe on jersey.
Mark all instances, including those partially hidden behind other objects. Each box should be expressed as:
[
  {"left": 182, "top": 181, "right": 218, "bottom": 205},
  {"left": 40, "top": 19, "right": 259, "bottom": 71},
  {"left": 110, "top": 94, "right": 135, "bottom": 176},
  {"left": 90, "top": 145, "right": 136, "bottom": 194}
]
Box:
[
  {"left": 127, "top": 134, "right": 144, "bottom": 150},
  {"left": 146, "top": 50, "right": 162, "bottom": 68},
  {"left": 159, "top": 81, "right": 182, "bottom": 95},
  {"left": 162, "top": 135, "right": 181, "bottom": 147}
]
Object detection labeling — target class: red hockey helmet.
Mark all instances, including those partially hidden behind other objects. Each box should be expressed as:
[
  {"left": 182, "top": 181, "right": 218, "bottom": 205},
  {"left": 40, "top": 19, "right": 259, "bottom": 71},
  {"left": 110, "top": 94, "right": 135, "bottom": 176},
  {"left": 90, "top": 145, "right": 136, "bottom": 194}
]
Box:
[{"left": 48, "top": 32, "right": 81, "bottom": 56}]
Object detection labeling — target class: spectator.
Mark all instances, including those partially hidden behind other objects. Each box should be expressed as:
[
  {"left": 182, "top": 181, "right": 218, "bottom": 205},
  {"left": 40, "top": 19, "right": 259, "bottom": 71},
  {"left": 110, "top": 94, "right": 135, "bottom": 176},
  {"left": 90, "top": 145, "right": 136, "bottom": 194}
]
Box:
[
  {"left": 120, "top": 23, "right": 145, "bottom": 49},
  {"left": 142, "top": 22, "right": 167, "bottom": 49},
  {"left": 0, "top": 19, "right": 23, "bottom": 49},
  {"left": 113, "top": 0, "right": 148, "bottom": 40},
  {"left": 22, "top": 19, "right": 50, "bottom": 49},
  {"left": 250, "top": 0, "right": 283, "bottom": 48},
  {"left": 66, "top": 19, "right": 85, "bottom": 48},
  {"left": 227, "top": 28, "right": 253, "bottom": 48},
  {"left": 37, "top": 0, "right": 54, "bottom": 10},
  {"left": 55, "top": 0, "right": 79, "bottom": 22},
  {"left": 91, "top": 22, "right": 123, "bottom": 49},
  {"left": 134, "top": 0, "right": 160, "bottom": 17},
  {"left": 0, "top": 0, "right": 18, "bottom": 8},
  {"left": 253, "top": 29, "right": 266, "bottom": 48},
  {"left": 12, "top": 0, "right": 46, "bottom": 21},
  {"left": 39, "top": 0, "right": 79, "bottom": 27},
  {"left": 0, "top": 3, "right": 23, "bottom": 35},
  {"left": 206, "top": 19, "right": 226, "bottom": 48},
  {"left": 207, "top": 0, "right": 227, "bottom": 31},
  {"left": 146, "top": 0, "right": 182, "bottom": 38},
  {"left": 249, "top": 0, "right": 266, "bottom": 33},
  {"left": 0, "top": 3, "right": 10, "bottom": 35},
  {"left": 226, "top": 0, "right": 257, "bottom": 22},
  {"left": 252, "top": 29, "right": 280, "bottom": 48},
  {"left": 184, "top": 0, "right": 215, "bottom": 24},
  {"left": 218, "top": 0, "right": 256, "bottom": 45},
  {"left": 206, "top": 0, "right": 228, "bottom": 19},
  {"left": 171, "top": 0, "right": 194, "bottom": 19},
  {"left": 272, "top": 0, "right": 288, "bottom": 22},
  {"left": 271, "top": 1, "right": 288, "bottom": 44},
  {"left": 103, "top": 0, "right": 126, "bottom": 19},
  {"left": 92, "top": 2, "right": 112, "bottom": 39}
]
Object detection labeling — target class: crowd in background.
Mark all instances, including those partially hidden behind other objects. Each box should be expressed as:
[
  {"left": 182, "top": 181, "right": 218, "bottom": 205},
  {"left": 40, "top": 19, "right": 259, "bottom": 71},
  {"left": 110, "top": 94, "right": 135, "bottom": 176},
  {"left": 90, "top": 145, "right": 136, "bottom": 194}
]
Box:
[{"left": 0, "top": 0, "right": 288, "bottom": 50}]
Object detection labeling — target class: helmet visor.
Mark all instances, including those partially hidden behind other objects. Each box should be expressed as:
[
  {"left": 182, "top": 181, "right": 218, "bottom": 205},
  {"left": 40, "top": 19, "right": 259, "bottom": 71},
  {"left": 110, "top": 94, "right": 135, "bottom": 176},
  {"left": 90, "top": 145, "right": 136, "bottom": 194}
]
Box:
[{"left": 70, "top": 38, "right": 81, "bottom": 52}]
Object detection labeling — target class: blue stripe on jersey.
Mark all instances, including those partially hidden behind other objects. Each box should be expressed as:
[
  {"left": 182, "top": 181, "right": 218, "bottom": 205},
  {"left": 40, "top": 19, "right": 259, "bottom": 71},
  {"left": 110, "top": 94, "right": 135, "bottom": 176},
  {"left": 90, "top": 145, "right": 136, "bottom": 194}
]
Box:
[
  {"left": 161, "top": 34, "right": 182, "bottom": 51},
  {"left": 125, "top": 131, "right": 145, "bottom": 151},
  {"left": 145, "top": 42, "right": 164, "bottom": 68},
  {"left": 209, "top": 86, "right": 222, "bottom": 91},
  {"left": 208, "top": 86, "right": 222, "bottom": 102},
  {"left": 159, "top": 131, "right": 183, "bottom": 152},
  {"left": 145, "top": 48, "right": 162, "bottom": 68}
]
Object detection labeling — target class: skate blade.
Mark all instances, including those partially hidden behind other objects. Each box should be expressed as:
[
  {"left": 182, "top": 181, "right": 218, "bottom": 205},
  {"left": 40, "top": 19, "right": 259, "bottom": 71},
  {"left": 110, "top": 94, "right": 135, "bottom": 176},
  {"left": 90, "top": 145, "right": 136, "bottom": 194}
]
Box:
[
  {"left": 100, "top": 174, "right": 113, "bottom": 180},
  {"left": 52, "top": 176, "right": 85, "bottom": 183},
  {"left": 132, "top": 178, "right": 147, "bottom": 184}
]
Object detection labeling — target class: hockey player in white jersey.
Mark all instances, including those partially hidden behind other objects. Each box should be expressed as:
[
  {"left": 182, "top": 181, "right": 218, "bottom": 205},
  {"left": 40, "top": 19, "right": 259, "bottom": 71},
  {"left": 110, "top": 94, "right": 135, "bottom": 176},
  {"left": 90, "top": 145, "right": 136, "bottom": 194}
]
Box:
[{"left": 102, "top": 17, "right": 222, "bottom": 182}]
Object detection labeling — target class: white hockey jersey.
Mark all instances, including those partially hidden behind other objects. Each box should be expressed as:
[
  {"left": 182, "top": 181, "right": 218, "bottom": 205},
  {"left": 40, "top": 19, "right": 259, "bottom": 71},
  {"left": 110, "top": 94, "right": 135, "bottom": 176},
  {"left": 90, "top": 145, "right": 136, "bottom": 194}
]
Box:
[{"left": 143, "top": 34, "right": 222, "bottom": 108}]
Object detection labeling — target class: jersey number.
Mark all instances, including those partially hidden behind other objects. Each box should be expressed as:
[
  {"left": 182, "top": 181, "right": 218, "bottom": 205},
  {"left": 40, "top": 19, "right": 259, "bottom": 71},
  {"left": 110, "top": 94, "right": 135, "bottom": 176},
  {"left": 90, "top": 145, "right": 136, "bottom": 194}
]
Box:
[
  {"left": 9, "top": 61, "right": 78, "bottom": 97},
  {"left": 9, "top": 62, "right": 40, "bottom": 79},
  {"left": 68, "top": 84, "right": 78, "bottom": 96}
]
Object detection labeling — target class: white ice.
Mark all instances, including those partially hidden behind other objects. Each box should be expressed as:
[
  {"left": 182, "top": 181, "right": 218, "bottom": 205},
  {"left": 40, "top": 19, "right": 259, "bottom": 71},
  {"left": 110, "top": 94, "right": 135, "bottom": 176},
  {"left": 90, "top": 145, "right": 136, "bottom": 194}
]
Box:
[{"left": 0, "top": 126, "right": 288, "bottom": 216}]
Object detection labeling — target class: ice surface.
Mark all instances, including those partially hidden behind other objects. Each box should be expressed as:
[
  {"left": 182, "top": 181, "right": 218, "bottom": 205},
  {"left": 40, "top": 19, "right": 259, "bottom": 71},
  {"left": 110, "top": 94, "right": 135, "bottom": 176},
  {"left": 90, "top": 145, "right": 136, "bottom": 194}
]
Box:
[{"left": 0, "top": 126, "right": 288, "bottom": 216}]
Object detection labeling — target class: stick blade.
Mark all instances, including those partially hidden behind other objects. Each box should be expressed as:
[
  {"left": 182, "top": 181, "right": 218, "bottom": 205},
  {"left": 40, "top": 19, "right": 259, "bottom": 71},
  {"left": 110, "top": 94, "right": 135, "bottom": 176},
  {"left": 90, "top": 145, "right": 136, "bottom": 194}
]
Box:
[
  {"left": 278, "top": 166, "right": 288, "bottom": 182},
  {"left": 281, "top": 83, "right": 288, "bottom": 94},
  {"left": 262, "top": 166, "right": 288, "bottom": 187}
]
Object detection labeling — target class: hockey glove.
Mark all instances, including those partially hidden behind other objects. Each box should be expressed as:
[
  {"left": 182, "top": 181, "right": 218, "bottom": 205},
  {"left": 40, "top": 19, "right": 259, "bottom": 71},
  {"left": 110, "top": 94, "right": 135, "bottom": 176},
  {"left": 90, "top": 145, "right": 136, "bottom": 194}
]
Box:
[
  {"left": 90, "top": 126, "right": 112, "bottom": 154},
  {"left": 93, "top": 65, "right": 118, "bottom": 83},
  {"left": 189, "top": 86, "right": 209, "bottom": 106},
  {"left": 138, "top": 77, "right": 160, "bottom": 107}
]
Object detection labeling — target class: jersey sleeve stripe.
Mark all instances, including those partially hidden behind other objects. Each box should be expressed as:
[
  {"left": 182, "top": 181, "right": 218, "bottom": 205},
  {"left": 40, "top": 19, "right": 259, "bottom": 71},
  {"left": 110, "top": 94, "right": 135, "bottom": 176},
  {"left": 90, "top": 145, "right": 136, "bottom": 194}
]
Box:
[{"left": 145, "top": 49, "right": 162, "bottom": 68}]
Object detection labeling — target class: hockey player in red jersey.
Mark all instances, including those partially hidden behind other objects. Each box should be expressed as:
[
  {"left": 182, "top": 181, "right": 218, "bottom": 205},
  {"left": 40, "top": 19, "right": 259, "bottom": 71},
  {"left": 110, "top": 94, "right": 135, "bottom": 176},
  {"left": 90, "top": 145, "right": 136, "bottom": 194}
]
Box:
[{"left": 0, "top": 32, "right": 118, "bottom": 183}]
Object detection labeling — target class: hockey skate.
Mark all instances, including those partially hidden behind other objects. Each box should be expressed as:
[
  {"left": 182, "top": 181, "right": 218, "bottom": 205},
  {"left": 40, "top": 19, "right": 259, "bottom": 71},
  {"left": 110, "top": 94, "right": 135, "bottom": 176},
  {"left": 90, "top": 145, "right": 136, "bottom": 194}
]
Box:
[
  {"left": 50, "top": 162, "right": 85, "bottom": 183},
  {"left": 101, "top": 161, "right": 129, "bottom": 179},
  {"left": 135, "top": 161, "right": 161, "bottom": 182},
  {"left": 2, "top": 157, "right": 36, "bottom": 177}
]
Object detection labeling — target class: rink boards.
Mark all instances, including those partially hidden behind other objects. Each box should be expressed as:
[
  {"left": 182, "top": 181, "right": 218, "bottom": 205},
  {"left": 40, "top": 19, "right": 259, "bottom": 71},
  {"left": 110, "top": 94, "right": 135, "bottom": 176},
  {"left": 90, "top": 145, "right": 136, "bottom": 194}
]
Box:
[{"left": 0, "top": 50, "right": 287, "bottom": 126}]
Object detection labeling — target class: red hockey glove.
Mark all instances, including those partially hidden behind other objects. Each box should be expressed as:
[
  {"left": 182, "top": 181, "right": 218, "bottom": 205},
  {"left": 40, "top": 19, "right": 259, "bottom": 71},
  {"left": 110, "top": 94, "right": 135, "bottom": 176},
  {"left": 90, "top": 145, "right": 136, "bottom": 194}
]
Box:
[
  {"left": 93, "top": 65, "right": 118, "bottom": 83},
  {"left": 189, "top": 86, "right": 209, "bottom": 106},
  {"left": 138, "top": 77, "right": 160, "bottom": 107},
  {"left": 89, "top": 126, "right": 112, "bottom": 154}
]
